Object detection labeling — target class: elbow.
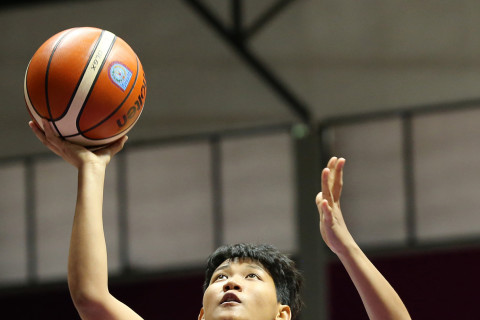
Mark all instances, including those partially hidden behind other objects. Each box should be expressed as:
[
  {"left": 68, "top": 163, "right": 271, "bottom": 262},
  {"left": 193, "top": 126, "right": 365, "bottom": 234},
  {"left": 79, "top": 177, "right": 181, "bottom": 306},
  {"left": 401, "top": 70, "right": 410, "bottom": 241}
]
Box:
[
  {"left": 69, "top": 285, "right": 111, "bottom": 317},
  {"left": 71, "top": 291, "right": 100, "bottom": 309}
]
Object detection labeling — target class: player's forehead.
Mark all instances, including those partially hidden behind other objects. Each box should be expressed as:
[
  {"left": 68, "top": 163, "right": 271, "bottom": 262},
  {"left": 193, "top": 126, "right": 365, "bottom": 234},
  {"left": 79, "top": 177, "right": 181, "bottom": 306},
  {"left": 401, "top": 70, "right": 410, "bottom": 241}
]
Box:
[{"left": 214, "top": 257, "right": 267, "bottom": 273}]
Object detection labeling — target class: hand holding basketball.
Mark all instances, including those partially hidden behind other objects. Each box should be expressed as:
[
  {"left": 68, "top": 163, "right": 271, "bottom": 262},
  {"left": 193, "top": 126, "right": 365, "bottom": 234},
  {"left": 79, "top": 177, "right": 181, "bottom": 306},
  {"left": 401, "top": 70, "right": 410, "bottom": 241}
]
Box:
[{"left": 29, "top": 119, "right": 127, "bottom": 169}]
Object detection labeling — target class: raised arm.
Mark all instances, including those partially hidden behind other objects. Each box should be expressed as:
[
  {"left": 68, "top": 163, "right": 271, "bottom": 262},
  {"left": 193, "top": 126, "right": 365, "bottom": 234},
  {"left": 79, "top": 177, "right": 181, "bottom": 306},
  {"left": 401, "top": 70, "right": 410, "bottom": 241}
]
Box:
[
  {"left": 30, "top": 120, "right": 142, "bottom": 320},
  {"left": 317, "top": 157, "right": 410, "bottom": 320}
]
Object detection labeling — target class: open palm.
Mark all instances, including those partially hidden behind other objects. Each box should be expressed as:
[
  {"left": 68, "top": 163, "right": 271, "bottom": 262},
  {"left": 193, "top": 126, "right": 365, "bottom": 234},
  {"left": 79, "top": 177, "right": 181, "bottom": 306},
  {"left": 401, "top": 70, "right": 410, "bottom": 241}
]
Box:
[{"left": 316, "top": 157, "right": 356, "bottom": 256}]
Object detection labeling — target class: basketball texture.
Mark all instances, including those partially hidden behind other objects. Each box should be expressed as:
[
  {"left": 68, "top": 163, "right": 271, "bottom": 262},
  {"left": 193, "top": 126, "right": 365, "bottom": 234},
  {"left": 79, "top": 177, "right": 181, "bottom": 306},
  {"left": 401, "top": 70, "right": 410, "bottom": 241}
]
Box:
[{"left": 24, "top": 27, "right": 147, "bottom": 147}]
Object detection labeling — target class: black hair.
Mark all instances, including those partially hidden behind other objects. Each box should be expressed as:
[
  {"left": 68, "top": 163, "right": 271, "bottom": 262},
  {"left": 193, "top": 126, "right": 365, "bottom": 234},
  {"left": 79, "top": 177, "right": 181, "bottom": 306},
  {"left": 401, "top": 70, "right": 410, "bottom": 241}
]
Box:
[{"left": 203, "top": 243, "right": 304, "bottom": 319}]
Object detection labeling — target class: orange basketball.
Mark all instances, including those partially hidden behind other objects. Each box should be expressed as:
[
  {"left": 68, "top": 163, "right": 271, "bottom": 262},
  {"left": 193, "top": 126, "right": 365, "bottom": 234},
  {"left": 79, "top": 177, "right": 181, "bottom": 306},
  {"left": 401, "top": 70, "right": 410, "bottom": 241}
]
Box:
[{"left": 24, "top": 27, "right": 146, "bottom": 147}]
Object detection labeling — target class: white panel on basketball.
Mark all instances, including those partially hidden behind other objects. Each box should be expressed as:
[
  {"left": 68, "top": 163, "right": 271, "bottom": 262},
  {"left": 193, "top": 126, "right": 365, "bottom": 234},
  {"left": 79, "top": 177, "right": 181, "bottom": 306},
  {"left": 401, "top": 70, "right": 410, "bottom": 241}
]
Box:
[
  {"left": 66, "top": 126, "right": 129, "bottom": 147},
  {"left": 23, "top": 60, "right": 42, "bottom": 126},
  {"left": 54, "top": 30, "right": 116, "bottom": 136}
]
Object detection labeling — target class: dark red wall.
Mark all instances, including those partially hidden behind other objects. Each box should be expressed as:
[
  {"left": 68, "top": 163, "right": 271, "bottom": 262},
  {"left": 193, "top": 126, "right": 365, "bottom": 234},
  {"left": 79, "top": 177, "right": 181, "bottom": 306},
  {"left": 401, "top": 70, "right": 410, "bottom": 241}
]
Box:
[
  {"left": 0, "top": 271, "right": 205, "bottom": 320},
  {"left": 327, "top": 246, "right": 480, "bottom": 319},
  {"left": 2, "top": 247, "right": 479, "bottom": 319}
]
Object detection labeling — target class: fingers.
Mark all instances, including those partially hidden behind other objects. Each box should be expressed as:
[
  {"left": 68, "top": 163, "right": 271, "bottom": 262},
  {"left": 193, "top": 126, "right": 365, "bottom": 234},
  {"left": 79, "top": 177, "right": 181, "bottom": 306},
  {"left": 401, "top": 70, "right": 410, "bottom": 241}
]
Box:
[
  {"left": 321, "top": 167, "right": 333, "bottom": 205},
  {"left": 29, "top": 120, "right": 61, "bottom": 155},
  {"left": 327, "top": 157, "right": 337, "bottom": 172},
  {"left": 113, "top": 136, "right": 128, "bottom": 153},
  {"left": 98, "top": 136, "right": 128, "bottom": 157},
  {"left": 41, "top": 118, "right": 63, "bottom": 145},
  {"left": 321, "top": 156, "right": 346, "bottom": 205},
  {"left": 316, "top": 192, "right": 324, "bottom": 219},
  {"left": 331, "top": 158, "right": 345, "bottom": 202},
  {"left": 29, "top": 118, "right": 57, "bottom": 144},
  {"left": 321, "top": 199, "right": 333, "bottom": 224},
  {"left": 29, "top": 120, "right": 46, "bottom": 144},
  {"left": 316, "top": 192, "right": 333, "bottom": 224},
  {"left": 93, "top": 136, "right": 128, "bottom": 167},
  {"left": 41, "top": 119, "right": 67, "bottom": 155},
  {"left": 322, "top": 157, "right": 338, "bottom": 205}
]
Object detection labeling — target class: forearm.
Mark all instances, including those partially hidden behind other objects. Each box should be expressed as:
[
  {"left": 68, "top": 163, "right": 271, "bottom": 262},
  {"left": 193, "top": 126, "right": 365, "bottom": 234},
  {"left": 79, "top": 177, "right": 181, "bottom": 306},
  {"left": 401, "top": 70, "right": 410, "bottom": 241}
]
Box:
[
  {"left": 68, "top": 163, "right": 110, "bottom": 306},
  {"left": 338, "top": 245, "right": 410, "bottom": 320}
]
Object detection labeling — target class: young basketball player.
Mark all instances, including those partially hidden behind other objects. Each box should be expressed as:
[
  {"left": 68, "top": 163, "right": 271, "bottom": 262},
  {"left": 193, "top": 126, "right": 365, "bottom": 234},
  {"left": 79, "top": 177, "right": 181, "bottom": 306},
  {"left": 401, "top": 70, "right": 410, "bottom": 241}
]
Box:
[{"left": 29, "top": 119, "right": 410, "bottom": 320}]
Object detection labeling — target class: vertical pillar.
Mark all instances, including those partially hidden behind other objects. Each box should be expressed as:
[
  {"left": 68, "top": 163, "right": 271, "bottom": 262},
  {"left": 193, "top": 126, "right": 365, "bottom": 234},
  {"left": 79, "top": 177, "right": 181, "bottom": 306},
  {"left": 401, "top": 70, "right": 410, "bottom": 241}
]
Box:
[
  {"left": 402, "top": 112, "right": 417, "bottom": 247},
  {"left": 25, "top": 157, "right": 38, "bottom": 283},
  {"left": 210, "top": 135, "right": 224, "bottom": 248},
  {"left": 116, "top": 151, "right": 130, "bottom": 272},
  {"left": 293, "top": 125, "right": 329, "bottom": 320}
]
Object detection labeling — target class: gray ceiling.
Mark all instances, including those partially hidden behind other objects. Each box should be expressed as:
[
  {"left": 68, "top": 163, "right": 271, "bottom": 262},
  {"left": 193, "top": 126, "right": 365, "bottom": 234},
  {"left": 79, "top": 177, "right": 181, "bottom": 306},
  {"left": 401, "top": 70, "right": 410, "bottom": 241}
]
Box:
[{"left": 3, "top": 0, "right": 480, "bottom": 158}]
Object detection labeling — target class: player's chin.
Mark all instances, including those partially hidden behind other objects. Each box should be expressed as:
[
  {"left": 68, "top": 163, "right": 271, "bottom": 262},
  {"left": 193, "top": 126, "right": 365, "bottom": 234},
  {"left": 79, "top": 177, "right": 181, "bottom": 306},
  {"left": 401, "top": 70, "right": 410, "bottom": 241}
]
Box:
[{"left": 212, "top": 305, "right": 245, "bottom": 318}]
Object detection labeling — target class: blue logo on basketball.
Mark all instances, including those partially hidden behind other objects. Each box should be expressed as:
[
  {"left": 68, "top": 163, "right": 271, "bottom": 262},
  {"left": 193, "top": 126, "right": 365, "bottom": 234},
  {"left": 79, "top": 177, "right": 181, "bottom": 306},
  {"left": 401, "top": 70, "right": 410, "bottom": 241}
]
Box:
[{"left": 109, "top": 62, "right": 132, "bottom": 91}]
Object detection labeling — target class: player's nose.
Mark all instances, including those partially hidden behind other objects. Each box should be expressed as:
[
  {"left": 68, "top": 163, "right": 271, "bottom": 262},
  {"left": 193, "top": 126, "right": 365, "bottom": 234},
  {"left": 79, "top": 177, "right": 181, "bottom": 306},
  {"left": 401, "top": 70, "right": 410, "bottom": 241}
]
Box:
[{"left": 223, "top": 278, "right": 242, "bottom": 292}]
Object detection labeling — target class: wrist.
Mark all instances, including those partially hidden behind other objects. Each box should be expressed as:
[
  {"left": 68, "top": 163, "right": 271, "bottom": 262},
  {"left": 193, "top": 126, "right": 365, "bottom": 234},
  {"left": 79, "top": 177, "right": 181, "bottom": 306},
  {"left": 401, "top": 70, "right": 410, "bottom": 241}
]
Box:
[
  {"left": 78, "top": 161, "right": 107, "bottom": 175},
  {"left": 335, "top": 240, "right": 362, "bottom": 261}
]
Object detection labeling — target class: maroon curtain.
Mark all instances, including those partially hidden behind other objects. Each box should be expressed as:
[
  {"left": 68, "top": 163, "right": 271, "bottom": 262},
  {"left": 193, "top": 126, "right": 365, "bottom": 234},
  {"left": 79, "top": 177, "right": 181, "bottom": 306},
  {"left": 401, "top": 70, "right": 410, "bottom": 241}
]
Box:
[{"left": 327, "top": 247, "right": 480, "bottom": 319}]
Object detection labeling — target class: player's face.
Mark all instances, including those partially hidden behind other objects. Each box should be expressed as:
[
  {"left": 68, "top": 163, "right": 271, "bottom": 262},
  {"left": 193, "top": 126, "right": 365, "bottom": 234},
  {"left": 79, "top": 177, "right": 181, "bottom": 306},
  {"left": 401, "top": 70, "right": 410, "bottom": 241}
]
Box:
[{"left": 198, "top": 258, "right": 291, "bottom": 320}]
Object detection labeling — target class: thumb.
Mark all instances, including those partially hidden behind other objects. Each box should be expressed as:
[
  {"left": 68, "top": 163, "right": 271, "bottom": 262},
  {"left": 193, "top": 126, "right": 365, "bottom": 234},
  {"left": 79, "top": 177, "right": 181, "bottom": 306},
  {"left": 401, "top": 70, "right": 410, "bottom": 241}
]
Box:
[
  {"left": 109, "top": 136, "right": 128, "bottom": 155},
  {"left": 321, "top": 200, "right": 333, "bottom": 224},
  {"left": 96, "top": 136, "right": 128, "bottom": 157}
]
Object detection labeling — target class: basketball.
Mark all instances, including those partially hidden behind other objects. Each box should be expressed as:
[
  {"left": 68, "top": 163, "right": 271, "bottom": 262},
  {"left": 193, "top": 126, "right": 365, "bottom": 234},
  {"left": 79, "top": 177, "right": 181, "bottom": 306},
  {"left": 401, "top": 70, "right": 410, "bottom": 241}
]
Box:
[{"left": 24, "top": 27, "right": 146, "bottom": 148}]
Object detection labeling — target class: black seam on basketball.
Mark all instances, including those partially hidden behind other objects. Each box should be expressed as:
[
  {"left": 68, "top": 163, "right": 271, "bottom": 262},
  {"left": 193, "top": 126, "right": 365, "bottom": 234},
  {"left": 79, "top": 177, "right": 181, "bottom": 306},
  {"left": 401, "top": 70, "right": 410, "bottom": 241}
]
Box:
[
  {"left": 43, "top": 28, "right": 77, "bottom": 138},
  {"left": 24, "top": 61, "right": 35, "bottom": 114},
  {"left": 63, "top": 66, "right": 142, "bottom": 140},
  {"left": 79, "top": 60, "right": 142, "bottom": 140},
  {"left": 63, "top": 61, "right": 140, "bottom": 140},
  {"left": 75, "top": 33, "right": 116, "bottom": 135},
  {"left": 66, "top": 55, "right": 144, "bottom": 141},
  {"left": 80, "top": 57, "right": 140, "bottom": 138},
  {"left": 25, "top": 61, "right": 44, "bottom": 123}
]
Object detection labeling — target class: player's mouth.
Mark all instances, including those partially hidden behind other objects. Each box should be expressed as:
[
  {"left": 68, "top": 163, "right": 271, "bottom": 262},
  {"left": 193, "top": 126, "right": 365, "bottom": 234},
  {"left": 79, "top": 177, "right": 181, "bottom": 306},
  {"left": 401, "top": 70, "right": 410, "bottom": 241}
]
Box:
[{"left": 220, "top": 292, "right": 241, "bottom": 305}]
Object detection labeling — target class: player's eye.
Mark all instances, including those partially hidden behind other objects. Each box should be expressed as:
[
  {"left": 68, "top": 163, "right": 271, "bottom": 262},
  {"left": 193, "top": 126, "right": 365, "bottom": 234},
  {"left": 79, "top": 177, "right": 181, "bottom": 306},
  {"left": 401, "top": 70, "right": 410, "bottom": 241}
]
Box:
[
  {"left": 215, "top": 274, "right": 228, "bottom": 281},
  {"left": 246, "top": 273, "right": 259, "bottom": 279}
]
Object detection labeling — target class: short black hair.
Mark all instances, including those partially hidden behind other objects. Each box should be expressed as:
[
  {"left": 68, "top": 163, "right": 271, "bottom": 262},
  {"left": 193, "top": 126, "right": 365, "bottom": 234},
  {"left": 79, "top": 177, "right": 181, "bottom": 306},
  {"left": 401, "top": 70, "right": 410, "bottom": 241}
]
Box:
[{"left": 203, "top": 243, "right": 304, "bottom": 319}]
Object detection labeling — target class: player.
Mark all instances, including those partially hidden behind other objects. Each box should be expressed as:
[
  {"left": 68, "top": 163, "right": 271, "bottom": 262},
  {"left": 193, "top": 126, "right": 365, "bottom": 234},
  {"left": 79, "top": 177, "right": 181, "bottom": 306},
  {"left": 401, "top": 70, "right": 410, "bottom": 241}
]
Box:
[{"left": 29, "top": 118, "right": 411, "bottom": 320}]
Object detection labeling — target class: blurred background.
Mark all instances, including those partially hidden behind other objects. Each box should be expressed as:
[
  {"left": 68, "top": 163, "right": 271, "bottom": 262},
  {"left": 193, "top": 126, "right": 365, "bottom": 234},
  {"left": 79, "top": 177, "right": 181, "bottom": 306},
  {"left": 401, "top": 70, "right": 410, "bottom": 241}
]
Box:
[{"left": 2, "top": 0, "right": 480, "bottom": 319}]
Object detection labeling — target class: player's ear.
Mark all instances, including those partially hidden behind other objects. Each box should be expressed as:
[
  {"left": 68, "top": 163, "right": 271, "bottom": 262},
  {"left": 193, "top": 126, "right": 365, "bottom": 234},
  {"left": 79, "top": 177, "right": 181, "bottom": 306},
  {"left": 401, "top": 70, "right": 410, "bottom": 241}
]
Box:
[
  {"left": 276, "top": 304, "right": 291, "bottom": 320},
  {"left": 198, "top": 307, "right": 205, "bottom": 320}
]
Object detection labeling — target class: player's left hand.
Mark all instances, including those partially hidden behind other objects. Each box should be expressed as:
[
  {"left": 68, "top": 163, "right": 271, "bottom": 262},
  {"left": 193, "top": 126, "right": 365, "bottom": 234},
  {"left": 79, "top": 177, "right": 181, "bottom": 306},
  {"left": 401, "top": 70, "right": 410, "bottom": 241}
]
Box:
[
  {"left": 316, "top": 157, "right": 357, "bottom": 256},
  {"left": 29, "top": 119, "right": 127, "bottom": 169}
]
